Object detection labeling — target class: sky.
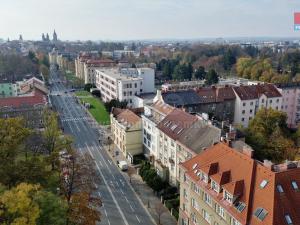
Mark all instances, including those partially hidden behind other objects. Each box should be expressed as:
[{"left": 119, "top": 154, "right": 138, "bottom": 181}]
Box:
[{"left": 0, "top": 0, "right": 300, "bottom": 41}]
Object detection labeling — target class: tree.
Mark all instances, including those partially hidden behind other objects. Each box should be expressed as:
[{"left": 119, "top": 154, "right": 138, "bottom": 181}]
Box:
[
  {"left": 205, "top": 69, "right": 219, "bottom": 85},
  {"left": 35, "top": 191, "right": 67, "bottom": 225},
  {"left": 104, "top": 99, "right": 127, "bottom": 113},
  {"left": 222, "top": 49, "right": 236, "bottom": 70},
  {"left": 59, "top": 152, "right": 101, "bottom": 225},
  {"left": 0, "top": 183, "right": 40, "bottom": 225},
  {"left": 194, "top": 66, "right": 206, "bottom": 79},
  {"left": 84, "top": 83, "right": 96, "bottom": 92},
  {"left": 0, "top": 118, "right": 31, "bottom": 187},
  {"left": 246, "top": 108, "right": 298, "bottom": 163},
  {"left": 172, "top": 64, "right": 192, "bottom": 80},
  {"left": 42, "top": 109, "right": 71, "bottom": 170}
]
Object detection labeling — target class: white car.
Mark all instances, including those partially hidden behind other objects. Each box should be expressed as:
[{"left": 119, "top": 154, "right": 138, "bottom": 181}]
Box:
[{"left": 117, "top": 161, "right": 128, "bottom": 171}]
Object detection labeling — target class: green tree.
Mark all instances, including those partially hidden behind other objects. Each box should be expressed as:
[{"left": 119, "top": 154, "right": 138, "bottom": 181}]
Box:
[
  {"left": 194, "top": 66, "right": 206, "bottom": 79},
  {"left": 222, "top": 49, "right": 236, "bottom": 70},
  {"left": 205, "top": 69, "right": 219, "bottom": 85},
  {"left": 246, "top": 108, "right": 297, "bottom": 163},
  {"left": 172, "top": 64, "right": 192, "bottom": 80}
]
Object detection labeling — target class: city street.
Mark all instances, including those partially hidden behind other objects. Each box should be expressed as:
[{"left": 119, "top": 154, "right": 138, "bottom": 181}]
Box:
[{"left": 49, "top": 67, "right": 155, "bottom": 225}]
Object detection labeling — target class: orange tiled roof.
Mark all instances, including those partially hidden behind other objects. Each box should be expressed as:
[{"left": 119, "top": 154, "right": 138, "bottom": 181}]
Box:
[{"left": 180, "top": 142, "right": 300, "bottom": 225}]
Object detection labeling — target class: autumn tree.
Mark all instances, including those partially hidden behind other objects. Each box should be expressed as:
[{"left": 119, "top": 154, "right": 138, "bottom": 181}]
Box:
[
  {"left": 42, "top": 109, "right": 72, "bottom": 170},
  {"left": 154, "top": 203, "right": 168, "bottom": 225},
  {"left": 246, "top": 108, "right": 298, "bottom": 163},
  {"left": 59, "top": 151, "right": 101, "bottom": 225}
]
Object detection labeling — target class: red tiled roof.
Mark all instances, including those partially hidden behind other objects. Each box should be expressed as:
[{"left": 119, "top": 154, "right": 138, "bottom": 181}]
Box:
[
  {"left": 233, "top": 84, "right": 282, "bottom": 100},
  {"left": 116, "top": 109, "right": 140, "bottom": 126},
  {"left": 196, "top": 86, "right": 236, "bottom": 103},
  {"left": 0, "top": 90, "right": 47, "bottom": 108},
  {"left": 180, "top": 142, "right": 300, "bottom": 225}
]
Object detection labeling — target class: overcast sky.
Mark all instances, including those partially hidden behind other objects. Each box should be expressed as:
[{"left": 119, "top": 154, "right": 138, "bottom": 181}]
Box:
[{"left": 0, "top": 0, "right": 299, "bottom": 41}]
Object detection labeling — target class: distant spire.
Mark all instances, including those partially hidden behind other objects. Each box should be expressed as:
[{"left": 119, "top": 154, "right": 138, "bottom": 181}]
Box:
[
  {"left": 46, "top": 33, "right": 50, "bottom": 41},
  {"left": 19, "top": 34, "right": 23, "bottom": 42},
  {"left": 53, "top": 29, "right": 58, "bottom": 42},
  {"left": 42, "top": 33, "right": 45, "bottom": 41}
]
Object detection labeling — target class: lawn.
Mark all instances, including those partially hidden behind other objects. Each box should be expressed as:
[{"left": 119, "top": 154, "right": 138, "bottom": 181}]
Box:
[{"left": 75, "top": 91, "right": 110, "bottom": 125}]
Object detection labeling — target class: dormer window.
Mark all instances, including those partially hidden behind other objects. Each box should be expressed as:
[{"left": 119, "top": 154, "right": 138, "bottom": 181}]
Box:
[
  {"left": 224, "top": 190, "right": 233, "bottom": 204},
  {"left": 211, "top": 180, "right": 220, "bottom": 193}
]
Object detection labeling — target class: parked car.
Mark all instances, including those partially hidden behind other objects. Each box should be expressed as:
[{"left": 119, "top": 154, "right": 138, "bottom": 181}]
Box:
[{"left": 117, "top": 161, "right": 128, "bottom": 171}]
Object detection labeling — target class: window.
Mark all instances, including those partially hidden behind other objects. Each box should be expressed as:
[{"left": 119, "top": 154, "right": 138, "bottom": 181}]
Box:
[
  {"left": 292, "top": 181, "right": 298, "bottom": 190},
  {"left": 191, "top": 213, "right": 197, "bottom": 224},
  {"left": 234, "top": 201, "right": 246, "bottom": 212},
  {"left": 285, "top": 214, "right": 293, "bottom": 225},
  {"left": 242, "top": 110, "right": 245, "bottom": 114},
  {"left": 254, "top": 208, "right": 268, "bottom": 221},
  {"left": 250, "top": 109, "right": 253, "bottom": 113},
  {"left": 276, "top": 99, "right": 279, "bottom": 103},
  {"left": 241, "top": 118, "right": 245, "bottom": 122},
  {"left": 231, "top": 218, "right": 241, "bottom": 225},
  {"left": 277, "top": 185, "right": 284, "bottom": 193},
  {"left": 242, "top": 102, "right": 246, "bottom": 107},
  {"left": 191, "top": 198, "right": 199, "bottom": 211},
  {"left": 202, "top": 209, "right": 211, "bottom": 224},
  {"left": 201, "top": 173, "right": 208, "bottom": 183},
  {"left": 211, "top": 180, "right": 219, "bottom": 192},
  {"left": 216, "top": 204, "right": 226, "bottom": 219},
  {"left": 224, "top": 191, "right": 233, "bottom": 203},
  {"left": 183, "top": 189, "right": 187, "bottom": 199},
  {"left": 250, "top": 101, "right": 253, "bottom": 105},
  {"left": 260, "top": 180, "right": 268, "bottom": 188},
  {"left": 262, "top": 99, "right": 265, "bottom": 103},
  {"left": 204, "top": 192, "right": 212, "bottom": 206},
  {"left": 270, "top": 99, "right": 272, "bottom": 104}
]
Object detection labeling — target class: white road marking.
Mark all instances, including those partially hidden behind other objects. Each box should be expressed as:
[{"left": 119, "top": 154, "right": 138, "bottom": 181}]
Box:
[
  {"left": 124, "top": 196, "right": 129, "bottom": 203},
  {"left": 86, "top": 144, "right": 129, "bottom": 225},
  {"left": 136, "top": 215, "right": 141, "bottom": 223},
  {"left": 130, "top": 204, "right": 134, "bottom": 212}
]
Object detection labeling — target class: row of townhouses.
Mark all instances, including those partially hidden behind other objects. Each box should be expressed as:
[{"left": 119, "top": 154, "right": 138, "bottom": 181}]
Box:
[{"left": 152, "top": 83, "right": 300, "bottom": 128}]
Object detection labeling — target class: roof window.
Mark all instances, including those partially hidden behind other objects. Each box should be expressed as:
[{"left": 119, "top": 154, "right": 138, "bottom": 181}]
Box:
[
  {"left": 276, "top": 185, "right": 284, "bottom": 193},
  {"left": 260, "top": 179, "right": 268, "bottom": 189},
  {"left": 291, "top": 181, "right": 299, "bottom": 190},
  {"left": 192, "top": 163, "right": 198, "bottom": 169},
  {"left": 285, "top": 215, "right": 293, "bottom": 224},
  {"left": 254, "top": 208, "right": 268, "bottom": 221}
]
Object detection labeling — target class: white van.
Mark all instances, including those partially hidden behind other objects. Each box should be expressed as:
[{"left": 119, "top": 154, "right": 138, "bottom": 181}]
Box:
[{"left": 118, "top": 161, "right": 128, "bottom": 171}]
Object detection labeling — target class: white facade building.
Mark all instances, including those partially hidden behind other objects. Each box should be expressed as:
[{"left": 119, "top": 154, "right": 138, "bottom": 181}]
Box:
[
  {"left": 233, "top": 84, "right": 282, "bottom": 127},
  {"left": 95, "top": 68, "right": 155, "bottom": 106}
]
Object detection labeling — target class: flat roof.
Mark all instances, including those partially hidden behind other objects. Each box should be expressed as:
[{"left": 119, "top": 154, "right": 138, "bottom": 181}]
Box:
[{"left": 96, "top": 68, "right": 142, "bottom": 81}]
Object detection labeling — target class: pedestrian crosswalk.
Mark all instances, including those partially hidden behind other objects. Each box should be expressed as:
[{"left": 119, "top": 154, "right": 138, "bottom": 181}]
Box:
[{"left": 61, "top": 117, "right": 90, "bottom": 122}]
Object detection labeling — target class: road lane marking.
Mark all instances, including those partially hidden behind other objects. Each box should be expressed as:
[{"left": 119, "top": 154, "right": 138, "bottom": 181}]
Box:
[
  {"left": 86, "top": 144, "right": 129, "bottom": 225},
  {"left": 130, "top": 204, "right": 134, "bottom": 212},
  {"left": 124, "top": 196, "right": 129, "bottom": 203},
  {"left": 136, "top": 215, "right": 140, "bottom": 223}
]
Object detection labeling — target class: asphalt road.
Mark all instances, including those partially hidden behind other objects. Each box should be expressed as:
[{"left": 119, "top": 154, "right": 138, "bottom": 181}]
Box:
[{"left": 49, "top": 67, "right": 155, "bottom": 225}]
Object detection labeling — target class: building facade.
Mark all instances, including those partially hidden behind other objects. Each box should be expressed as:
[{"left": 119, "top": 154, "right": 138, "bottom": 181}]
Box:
[
  {"left": 233, "top": 84, "right": 282, "bottom": 127},
  {"left": 179, "top": 142, "right": 300, "bottom": 225},
  {"left": 95, "top": 68, "right": 155, "bottom": 106},
  {"left": 110, "top": 108, "right": 143, "bottom": 163}
]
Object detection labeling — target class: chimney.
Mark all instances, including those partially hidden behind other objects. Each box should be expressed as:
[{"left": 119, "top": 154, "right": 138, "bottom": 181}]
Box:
[
  {"left": 263, "top": 160, "right": 274, "bottom": 170},
  {"left": 242, "top": 146, "right": 254, "bottom": 158}
]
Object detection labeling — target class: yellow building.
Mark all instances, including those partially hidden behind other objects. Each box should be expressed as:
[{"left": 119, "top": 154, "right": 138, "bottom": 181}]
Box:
[{"left": 110, "top": 108, "right": 143, "bottom": 163}]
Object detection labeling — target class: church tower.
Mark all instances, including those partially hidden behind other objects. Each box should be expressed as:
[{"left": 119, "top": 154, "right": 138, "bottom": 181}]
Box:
[{"left": 53, "top": 30, "right": 58, "bottom": 42}]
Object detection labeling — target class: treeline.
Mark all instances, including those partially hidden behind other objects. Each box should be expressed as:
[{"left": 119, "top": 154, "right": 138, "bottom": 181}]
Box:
[
  {"left": 0, "top": 51, "right": 49, "bottom": 81},
  {"left": 0, "top": 110, "right": 101, "bottom": 225}
]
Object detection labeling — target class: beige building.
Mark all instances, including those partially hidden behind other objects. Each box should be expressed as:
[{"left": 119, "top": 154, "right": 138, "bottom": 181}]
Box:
[{"left": 111, "top": 108, "right": 143, "bottom": 163}]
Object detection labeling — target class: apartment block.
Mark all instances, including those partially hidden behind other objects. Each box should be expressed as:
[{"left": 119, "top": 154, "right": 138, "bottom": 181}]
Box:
[
  {"left": 276, "top": 83, "right": 300, "bottom": 128},
  {"left": 110, "top": 108, "right": 142, "bottom": 163},
  {"left": 95, "top": 68, "right": 155, "bottom": 106},
  {"left": 233, "top": 84, "right": 282, "bottom": 127},
  {"left": 179, "top": 142, "right": 300, "bottom": 225}
]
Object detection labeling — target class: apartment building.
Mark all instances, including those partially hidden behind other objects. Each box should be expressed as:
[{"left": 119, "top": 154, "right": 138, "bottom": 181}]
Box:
[
  {"left": 110, "top": 108, "right": 142, "bottom": 163},
  {"left": 142, "top": 100, "right": 175, "bottom": 160},
  {"left": 233, "top": 84, "right": 282, "bottom": 127},
  {"left": 74, "top": 51, "right": 100, "bottom": 80},
  {"left": 179, "top": 142, "right": 300, "bottom": 225},
  {"left": 276, "top": 83, "right": 300, "bottom": 128},
  {"left": 83, "top": 59, "right": 115, "bottom": 84},
  {"left": 95, "top": 68, "right": 155, "bottom": 106}
]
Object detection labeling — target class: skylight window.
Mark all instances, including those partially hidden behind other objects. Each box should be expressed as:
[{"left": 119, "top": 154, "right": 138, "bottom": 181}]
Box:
[
  {"left": 194, "top": 169, "right": 198, "bottom": 174},
  {"left": 285, "top": 215, "right": 293, "bottom": 225},
  {"left": 171, "top": 124, "right": 178, "bottom": 131},
  {"left": 291, "top": 181, "right": 299, "bottom": 190},
  {"left": 260, "top": 180, "right": 268, "bottom": 189},
  {"left": 234, "top": 201, "right": 246, "bottom": 213},
  {"left": 177, "top": 128, "right": 183, "bottom": 134},
  {"left": 254, "top": 208, "right": 268, "bottom": 221},
  {"left": 192, "top": 163, "right": 198, "bottom": 169},
  {"left": 277, "top": 185, "right": 284, "bottom": 193}
]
